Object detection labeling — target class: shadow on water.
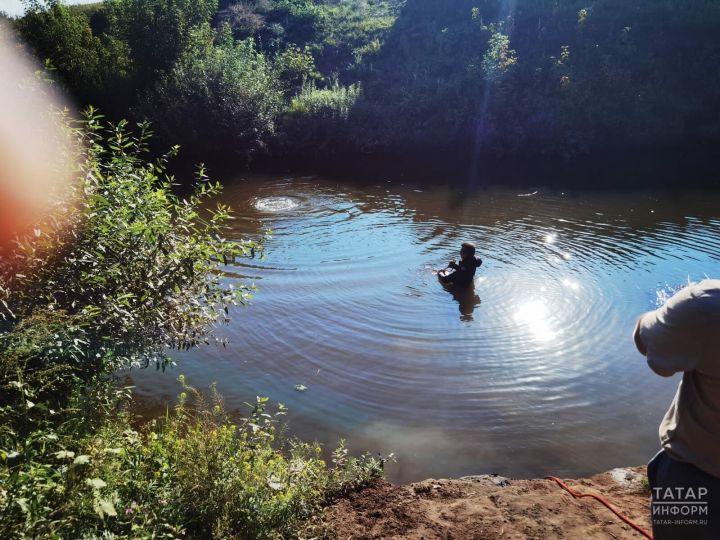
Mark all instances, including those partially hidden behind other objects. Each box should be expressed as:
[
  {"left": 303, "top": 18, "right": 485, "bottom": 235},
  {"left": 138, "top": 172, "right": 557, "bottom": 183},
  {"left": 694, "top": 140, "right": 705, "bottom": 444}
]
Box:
[{"left": 439, "top": 278, "right": 482, "bottom": 322}]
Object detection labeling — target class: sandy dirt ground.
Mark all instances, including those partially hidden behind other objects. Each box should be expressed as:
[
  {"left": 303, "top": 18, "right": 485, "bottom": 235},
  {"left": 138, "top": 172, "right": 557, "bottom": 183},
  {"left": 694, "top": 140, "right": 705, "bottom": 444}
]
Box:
[{"left": 323, "top": 466, "right": 652, "bottom": 539}]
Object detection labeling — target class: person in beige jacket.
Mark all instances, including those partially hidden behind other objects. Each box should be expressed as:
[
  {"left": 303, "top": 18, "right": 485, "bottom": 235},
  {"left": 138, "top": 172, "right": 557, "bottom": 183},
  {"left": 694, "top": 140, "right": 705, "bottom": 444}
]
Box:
[{"left": 634, "top": 279, "right": 720, "bottom": 539}]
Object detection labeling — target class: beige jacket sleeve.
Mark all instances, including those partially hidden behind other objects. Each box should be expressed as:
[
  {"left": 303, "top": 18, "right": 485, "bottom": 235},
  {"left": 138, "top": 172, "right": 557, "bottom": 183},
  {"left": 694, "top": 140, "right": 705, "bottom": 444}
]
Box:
[{"left": 633, "top": 284, "right": 708, "bottom": 377}]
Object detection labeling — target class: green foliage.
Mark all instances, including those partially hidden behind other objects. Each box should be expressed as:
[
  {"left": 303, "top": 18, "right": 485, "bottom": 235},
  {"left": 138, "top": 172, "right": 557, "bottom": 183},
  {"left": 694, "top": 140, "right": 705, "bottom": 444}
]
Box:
[
  {"left": 0, "top": 109, "right": 258, "bottom": 371},
  {"left": 105, "top": 0, "right": 218, "bottom": 80},
  {"left": 274, "top": 44, "right": 321, "bottom": 92},
  {"left": 481, "top": 32, "right": 516, "bottom": 82},
  {"left": 219, "top": 0, "right": 402, "bottom": 74},
  {"left": 0, "top": 307, "right": 131, "bottom": 539},
  {"left": 14, "top": 0, "right": 130, "bottom": 103},
  {"left": 640, "top": 475, "right": 650, "bottom": 493},
  {"left": 279, "top": 79, "right": 360, "bottom": 156},
  {"left": 138, "top": 23, "right": 284, "bottom": 160},
  {"left": 12, "top": 0, "right": 401, "bottom": 161},
  {"left": 0, "top": 376, "right": 388, "bottom": 539},
  {"left": 346, "top": 0, "right": 720, "bottom": 157},
  {"left": 315, "top": 0, "right": 400, "bottom": 72},
  {"left": 288, "top": 78, "right": 359, "bottom": 118},
  {"left": 13, "top": 0, "right": 720, "bottom": 167},
  {"left": 262, "top": 0, "right": 328, "bottom": 50}
]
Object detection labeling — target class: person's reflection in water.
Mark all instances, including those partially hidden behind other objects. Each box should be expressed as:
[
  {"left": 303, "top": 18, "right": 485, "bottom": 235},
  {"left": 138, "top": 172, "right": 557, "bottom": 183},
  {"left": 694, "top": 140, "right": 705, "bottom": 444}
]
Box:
[{"left": 448, "top": 284, "right": 481, "bottom": 321}]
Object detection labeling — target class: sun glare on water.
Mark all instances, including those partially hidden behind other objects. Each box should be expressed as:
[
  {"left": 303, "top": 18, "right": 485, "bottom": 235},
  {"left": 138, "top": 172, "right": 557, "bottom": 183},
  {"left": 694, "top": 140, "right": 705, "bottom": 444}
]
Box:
[{"left": 513, "top": 299, "right": 558, "bottom": 342}]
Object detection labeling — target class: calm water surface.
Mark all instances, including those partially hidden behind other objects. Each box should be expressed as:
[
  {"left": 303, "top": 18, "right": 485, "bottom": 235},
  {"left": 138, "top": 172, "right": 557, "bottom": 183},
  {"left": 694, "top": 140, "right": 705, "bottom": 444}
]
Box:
[{"left": 130, "top": 175, "right": 720, "bottom": 483}]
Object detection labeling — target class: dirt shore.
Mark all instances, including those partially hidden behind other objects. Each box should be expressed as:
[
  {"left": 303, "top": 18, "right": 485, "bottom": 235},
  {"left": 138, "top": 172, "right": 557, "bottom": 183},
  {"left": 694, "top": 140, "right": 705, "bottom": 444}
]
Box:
[{"left": 323, "top": 466, "right": 652, "bottom": 539}]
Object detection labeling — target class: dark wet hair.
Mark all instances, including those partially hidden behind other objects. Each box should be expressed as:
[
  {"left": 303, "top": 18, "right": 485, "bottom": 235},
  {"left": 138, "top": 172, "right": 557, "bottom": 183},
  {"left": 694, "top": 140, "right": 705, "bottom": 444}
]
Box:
[{"left": 461, "top": 242, "right": 476, "bottom": 256}]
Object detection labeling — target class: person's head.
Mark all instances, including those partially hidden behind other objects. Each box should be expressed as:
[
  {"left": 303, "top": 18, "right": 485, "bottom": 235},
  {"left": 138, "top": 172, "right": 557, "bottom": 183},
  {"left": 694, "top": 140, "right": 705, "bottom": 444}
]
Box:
[{"left": 460, "top": 242, "right": 476, "bottom": 260}]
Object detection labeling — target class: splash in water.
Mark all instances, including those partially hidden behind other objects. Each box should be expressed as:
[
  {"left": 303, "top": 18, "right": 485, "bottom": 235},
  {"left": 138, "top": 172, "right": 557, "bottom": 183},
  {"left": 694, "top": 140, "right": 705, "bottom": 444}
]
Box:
[
  {"left": 655, "top": 277, "right": 695, "bottom": 307},
  {"left": 254, "top": 196, "right": 299, "bottom": 212}
]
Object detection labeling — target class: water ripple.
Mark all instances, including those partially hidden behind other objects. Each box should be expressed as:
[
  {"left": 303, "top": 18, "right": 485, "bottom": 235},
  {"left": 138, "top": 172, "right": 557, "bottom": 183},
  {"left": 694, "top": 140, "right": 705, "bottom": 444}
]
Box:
[{"left": 131, "top": 178, "right": 720, "bottom": 483}]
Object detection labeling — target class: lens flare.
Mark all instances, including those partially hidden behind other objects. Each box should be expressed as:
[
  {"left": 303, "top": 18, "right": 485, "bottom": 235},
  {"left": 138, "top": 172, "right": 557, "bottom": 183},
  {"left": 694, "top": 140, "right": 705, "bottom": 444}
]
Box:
[{"left": 0, "top": 21, "right": 73, "bottom": 248}]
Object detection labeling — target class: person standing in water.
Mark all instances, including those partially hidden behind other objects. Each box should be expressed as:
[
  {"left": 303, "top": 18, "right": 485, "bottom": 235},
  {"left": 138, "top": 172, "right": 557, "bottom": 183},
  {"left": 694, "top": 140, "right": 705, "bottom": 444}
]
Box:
[
  {"left": 634, "top": 279, "right": 720, "bottom": 539},
  {"left": 438, "top": 242, "right": 482, "bottom": 287}
]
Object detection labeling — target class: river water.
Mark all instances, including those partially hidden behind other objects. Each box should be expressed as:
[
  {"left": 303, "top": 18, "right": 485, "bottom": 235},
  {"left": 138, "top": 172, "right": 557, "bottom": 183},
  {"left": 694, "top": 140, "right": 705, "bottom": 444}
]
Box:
[{"left": 130, "top": 174, "right": 720, "bottom": 483}]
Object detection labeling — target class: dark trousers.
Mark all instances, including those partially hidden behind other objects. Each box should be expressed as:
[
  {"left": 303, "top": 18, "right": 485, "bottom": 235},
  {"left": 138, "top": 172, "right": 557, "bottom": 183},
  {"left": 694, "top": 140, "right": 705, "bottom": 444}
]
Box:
[{"left": 647, "top": 450, "right": 720, "bottom": 540}]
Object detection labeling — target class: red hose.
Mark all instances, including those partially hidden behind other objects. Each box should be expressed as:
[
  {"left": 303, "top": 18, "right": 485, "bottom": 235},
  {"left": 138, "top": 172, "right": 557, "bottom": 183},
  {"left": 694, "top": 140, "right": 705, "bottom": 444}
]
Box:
[{"left": 545, "top": 475, "right": 653, "bottom": 539}]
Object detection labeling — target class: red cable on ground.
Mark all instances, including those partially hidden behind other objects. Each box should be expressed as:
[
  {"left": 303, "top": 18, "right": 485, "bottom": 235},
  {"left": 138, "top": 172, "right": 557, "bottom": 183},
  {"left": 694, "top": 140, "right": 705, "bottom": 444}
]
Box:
[{"left": 545, "top": 475, "right": 653, "bottom": 539}]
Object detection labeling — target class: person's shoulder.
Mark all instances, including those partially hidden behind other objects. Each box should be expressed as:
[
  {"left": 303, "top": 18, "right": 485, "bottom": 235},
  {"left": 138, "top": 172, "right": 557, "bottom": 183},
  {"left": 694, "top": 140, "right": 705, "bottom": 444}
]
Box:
[
  {"left": 665, "top": 280, "right": 720, "bottom": 325},
  {"left": 690, "top": 279, "right": 720, "bottom": 298}
]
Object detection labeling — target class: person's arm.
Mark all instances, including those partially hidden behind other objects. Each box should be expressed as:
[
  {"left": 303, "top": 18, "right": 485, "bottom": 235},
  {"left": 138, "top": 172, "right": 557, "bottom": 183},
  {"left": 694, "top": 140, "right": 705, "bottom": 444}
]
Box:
[
  {"left": 634, "top": 286, "right": 703, "bottom": 377},
  {"left": 438, "top": 270, "right": 454, "bottom": 284}
]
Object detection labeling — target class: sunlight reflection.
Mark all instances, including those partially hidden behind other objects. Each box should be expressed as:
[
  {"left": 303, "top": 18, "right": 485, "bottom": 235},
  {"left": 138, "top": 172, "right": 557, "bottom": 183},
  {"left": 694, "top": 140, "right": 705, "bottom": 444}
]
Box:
[
  {"left": 562, "top": 278, "right": 580, "bottom": 291},
  {"left": 544, "top": 233, "right": 557, "bottom": 244},
  {"left": 513, "top": 299, "right": 557, "bottom": 342}
]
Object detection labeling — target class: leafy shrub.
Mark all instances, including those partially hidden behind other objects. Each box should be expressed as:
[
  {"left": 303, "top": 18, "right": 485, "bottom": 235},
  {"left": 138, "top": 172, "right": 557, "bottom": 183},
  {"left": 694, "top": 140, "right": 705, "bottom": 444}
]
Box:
[
  {"left": 276, "top": 78, "right": 360, "bottom": 157},
  {"left": 0, "top": 109, "right": 258, "bottom": 373},
  {"left": 274, "top": 44, "right": 321, "bottom": 93},
  {"left": 105, "top": 0, "right": 218, "bottom": 80},
  {"left": 288, "top": 78, "right": 360, "bottom": 118},
  {"left": 138, "top": 24, "right": 284, "bottom": 160},
  {"left": 0, "top": 377, "right": 388, "bottom": 539},
  {"left": 0, "top": 308, "right": 131, "bottom": 540},
  {"left": 14, "top": 0, "right": 130, "bottom": 104},
  {"left": 481, "top": 32, "right": 516, "bottom": 82},
  {"left": 261, "top": 0, "right": 328, "bottom": 51}
]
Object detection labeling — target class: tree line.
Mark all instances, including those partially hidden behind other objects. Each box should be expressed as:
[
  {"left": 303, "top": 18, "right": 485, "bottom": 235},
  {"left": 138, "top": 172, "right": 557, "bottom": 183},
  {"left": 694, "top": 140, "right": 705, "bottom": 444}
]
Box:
[{"left": 7, "top": 0, "right": 720, "bottom": 174}]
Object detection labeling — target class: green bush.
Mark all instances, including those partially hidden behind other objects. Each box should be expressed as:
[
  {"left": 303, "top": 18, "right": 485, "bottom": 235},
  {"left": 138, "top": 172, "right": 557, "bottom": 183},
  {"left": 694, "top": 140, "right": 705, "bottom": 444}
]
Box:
[
  {"left": 276, "top": 78, "right": 360, "bottom": 156},
  {"left": 274, "top": 44, "right": 321, "bottom": 93},
  {"left": 0, "top": 308, "right": 132, "bottom": 539},
  {"left": 288, "top": 78, "right": 360, "bottom": 118},
  {"left": 138, "top": 24, "right": 284, "bottom": 160},
  {"left": 0, "top": 109, "right": 257, "bottom": 372},
  {"left": 105, "top": 0, "right": 218, "bottom": 80},
  {"left": 0, "top": 376, "right": 388, "bottom": 539},
  {"left": 14, "top": 0, "right": 130, "bottom": 105},
  {"left": 260, "top": 0, "right": 328, "bottom": 52}
]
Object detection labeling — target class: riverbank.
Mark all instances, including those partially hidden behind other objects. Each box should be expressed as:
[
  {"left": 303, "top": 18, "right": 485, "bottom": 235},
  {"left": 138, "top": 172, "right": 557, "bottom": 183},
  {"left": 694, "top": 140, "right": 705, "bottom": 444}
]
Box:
[
  {"left": 321, "top": 466, "right": 652, "bottom": 539},
  {"left": 171, "top": 142, "right": 720, "bottom": 191}
]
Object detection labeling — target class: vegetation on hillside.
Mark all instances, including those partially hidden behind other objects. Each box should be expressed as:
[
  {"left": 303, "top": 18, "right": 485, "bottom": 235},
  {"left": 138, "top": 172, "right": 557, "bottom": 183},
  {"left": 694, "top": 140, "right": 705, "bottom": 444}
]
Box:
[
  {"left": 11, "top": 0, "right": 720, "bottom": 169},
  {"left": 11, "top": 0, "right": 719, "bottom": 169},
  {"left": 348, "top": 0, "right": 720, "bottom": 159}
]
